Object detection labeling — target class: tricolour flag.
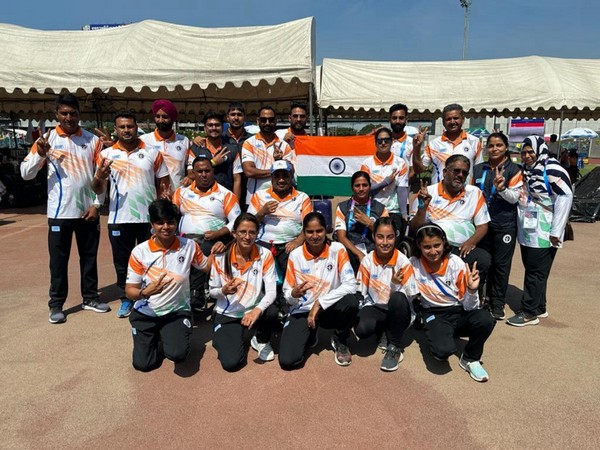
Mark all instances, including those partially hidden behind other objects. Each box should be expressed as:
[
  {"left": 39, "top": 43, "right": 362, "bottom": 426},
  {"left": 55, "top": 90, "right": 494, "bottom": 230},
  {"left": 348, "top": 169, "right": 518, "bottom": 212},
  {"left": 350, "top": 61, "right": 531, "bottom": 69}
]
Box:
[{"left": 295, "top": 135, "right": 375, "bottom": 196}]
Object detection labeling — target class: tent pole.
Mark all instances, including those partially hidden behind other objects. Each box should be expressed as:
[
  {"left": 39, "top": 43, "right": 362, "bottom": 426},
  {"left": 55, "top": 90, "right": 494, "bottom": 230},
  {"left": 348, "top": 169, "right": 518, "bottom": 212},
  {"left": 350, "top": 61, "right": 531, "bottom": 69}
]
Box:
[
  {"left": 309, "top": 82, "right": 314, "bottom": 135},
  {"left": 558, "top": 109, "right": 564, "bottom": 158}
]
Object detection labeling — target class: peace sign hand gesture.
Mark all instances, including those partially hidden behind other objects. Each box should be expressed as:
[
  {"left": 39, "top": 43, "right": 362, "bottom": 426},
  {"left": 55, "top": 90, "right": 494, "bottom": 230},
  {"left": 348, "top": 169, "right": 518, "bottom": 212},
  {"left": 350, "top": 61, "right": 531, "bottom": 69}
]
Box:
[
  {"left": 94, "top": 127, "right": 115, "bottom": 148},
  {"left": 493, "top": 165, "right": 506, "bottom": 192},
  {"left": 466, "top": 261, "right": 480, "bottom": 292},
  {"left": 212, "top": 146, "right": 230, "bottom": 166},
  {"left": 273, "top": 142, "right": 283, "bottom": 161},
  {"left": 35, "top": 127, "right": 51, "bottom": 157},
  {"left": 143, "top": 272, "right": 174, "bottom": 297},
  {"left": 95, "top": 157, "right": 113, "bottom": 180},
  {"left": 413, "top": 126, "right": 429, "bottom": 148},
  {"left": 417, "top": 179, "right": 432, "bottom": 209}
]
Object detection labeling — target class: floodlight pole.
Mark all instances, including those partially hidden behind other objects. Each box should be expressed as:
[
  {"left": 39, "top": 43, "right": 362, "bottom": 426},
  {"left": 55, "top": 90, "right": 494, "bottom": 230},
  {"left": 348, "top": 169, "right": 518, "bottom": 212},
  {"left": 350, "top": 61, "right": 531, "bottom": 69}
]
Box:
[{"left": 460, "top": 0, "right": 472, "bottom": 60}]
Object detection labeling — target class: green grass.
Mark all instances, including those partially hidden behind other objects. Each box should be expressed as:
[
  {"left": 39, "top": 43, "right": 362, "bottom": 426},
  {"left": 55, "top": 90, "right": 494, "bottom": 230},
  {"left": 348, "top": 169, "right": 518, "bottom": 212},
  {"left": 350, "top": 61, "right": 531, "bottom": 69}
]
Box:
[{"left": 581, "top": 163, "right": 598, "bottom": 178}]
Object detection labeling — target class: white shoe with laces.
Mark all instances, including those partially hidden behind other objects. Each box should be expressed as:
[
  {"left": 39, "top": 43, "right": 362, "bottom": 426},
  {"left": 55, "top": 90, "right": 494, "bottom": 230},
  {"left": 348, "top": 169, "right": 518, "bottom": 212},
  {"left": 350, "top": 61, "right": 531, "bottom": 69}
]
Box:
[{"left": 251, "top": 336, "right": 275, "bottom": 361}]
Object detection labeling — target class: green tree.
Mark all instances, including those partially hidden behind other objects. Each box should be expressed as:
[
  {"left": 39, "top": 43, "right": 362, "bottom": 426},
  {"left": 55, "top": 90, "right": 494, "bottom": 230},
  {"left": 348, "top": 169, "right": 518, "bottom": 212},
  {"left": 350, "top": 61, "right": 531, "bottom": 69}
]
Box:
[{"left": 358, "top": 123, "right": 378, "bottom": 135}]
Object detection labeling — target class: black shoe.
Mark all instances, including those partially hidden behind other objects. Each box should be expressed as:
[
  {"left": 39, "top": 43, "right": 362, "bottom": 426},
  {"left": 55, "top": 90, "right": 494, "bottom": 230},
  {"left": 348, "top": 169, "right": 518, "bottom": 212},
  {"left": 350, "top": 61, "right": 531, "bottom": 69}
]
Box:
[
  {"left": 306, "top": 330, "right": 318, "bottom": 349},
  {"left": 49, "top": 307, "right": 66, "bottom": 324},
  {"left": 82, "top": 300, "right": 110, "bottom": 313},
  {"left": 190, "top": 290, "right": 207, "bottom": 312},
  {"left": 380, "top": 344, "right": 403, "bottom": 372},
  {"left": 491, "top": 307, "right": 506, "bottom": 321}
]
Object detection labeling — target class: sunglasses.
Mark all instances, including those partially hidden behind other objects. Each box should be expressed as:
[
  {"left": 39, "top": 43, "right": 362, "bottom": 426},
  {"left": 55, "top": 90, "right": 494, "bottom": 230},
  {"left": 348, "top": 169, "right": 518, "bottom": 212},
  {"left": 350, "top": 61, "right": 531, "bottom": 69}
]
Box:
[
  {"left": 259, "top": 117, "right": 276, "bottom": 123},
  {"left": 291, "top": 114, "right": 306, "bottom": 119},
  {"left": 449, "top": 168, "right": 470, "bottom": 176},
  {"left": 376, "top": 137, "right": 392, "bottom": 145}
]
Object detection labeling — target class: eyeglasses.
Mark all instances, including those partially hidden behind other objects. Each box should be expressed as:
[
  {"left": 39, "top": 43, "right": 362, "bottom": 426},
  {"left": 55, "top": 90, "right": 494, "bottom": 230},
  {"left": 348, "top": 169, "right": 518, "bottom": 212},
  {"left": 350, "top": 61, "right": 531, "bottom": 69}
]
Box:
[
  {"left": 259, "top": 117, "right": 276, "bottom": 123},
  {"left": 291, "top": 114, "right": 306, "bottom": 119},
  {"left": 235, "top": 230, "right": 258, "bottom": 237},
  {"left": 376, "top": 137, "right": 392, "bottom": 145},
  {"left": 449, "top": 168, "right": 470, "bottom": 176}
]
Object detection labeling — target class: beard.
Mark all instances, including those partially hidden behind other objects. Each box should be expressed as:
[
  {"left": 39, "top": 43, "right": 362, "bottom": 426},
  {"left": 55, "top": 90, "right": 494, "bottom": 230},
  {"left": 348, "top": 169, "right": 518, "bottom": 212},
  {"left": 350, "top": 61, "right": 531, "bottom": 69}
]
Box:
[
  {"left": 260, "top": 124, "right": 274, "bottom": 134},
  {"left": 391, "top": 123, "right": 405, "bottom": 133},
  {"left": 156, "top": 121, "right": 173, "bottom": 132}
]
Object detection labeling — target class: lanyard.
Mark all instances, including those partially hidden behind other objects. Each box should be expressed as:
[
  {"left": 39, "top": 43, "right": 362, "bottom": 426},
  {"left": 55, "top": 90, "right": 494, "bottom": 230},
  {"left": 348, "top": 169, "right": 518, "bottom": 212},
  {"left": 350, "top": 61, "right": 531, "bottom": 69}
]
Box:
[
  {"left": 348, "top": 198, "right": 371, "bottom": 238},
  {"left": 398, "top": 138, "right": 407, "bottom": 158},
  {"left": 428, "top": 272, "right": 459, "bottom": 302},
  {"left": 526, "top": 161, "right": 552, "bottom": 204},
  {"left": 479, "top": 167, "right": 496, "bottom": 203}
]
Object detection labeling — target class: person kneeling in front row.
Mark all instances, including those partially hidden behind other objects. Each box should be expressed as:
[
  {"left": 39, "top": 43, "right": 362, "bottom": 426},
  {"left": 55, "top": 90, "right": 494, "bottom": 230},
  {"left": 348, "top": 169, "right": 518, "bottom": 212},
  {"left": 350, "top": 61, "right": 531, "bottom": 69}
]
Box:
[
  {"left": 279, "top": 212, "right": 360, "bottom": 369},
  {"left": 209, "top": 213, "right": 280, "bottom": 372},
  {"left": 125, "top": 199, "right": 209, "bottom": 372},
  {"left": 409, "top": 223, "right": 495, "bottom": 382}
]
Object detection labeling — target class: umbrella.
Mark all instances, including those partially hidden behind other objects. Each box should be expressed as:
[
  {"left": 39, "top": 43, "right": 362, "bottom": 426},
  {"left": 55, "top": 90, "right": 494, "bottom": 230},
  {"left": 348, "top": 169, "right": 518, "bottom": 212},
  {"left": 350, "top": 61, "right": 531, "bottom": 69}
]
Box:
[
  {"left": 405, "top": 125, "right": 419, "bottom": 136},
  {"left": 561, "top": 128, "right": 599, "bottom": 139}
]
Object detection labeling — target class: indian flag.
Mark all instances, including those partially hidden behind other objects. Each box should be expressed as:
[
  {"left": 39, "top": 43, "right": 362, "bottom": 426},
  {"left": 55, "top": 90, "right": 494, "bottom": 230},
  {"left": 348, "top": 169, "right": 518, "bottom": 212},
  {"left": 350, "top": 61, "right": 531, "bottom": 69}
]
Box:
[{"left": 295, "top": 135, "right": 376, "bottom": 196}]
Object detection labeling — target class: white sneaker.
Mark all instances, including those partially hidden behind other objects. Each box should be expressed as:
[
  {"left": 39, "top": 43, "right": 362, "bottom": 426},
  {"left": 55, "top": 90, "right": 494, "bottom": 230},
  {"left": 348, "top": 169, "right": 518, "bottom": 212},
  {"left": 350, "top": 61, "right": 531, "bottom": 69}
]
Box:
[{"left": 251, "top": 336, "right": 275, "bottom": 361}]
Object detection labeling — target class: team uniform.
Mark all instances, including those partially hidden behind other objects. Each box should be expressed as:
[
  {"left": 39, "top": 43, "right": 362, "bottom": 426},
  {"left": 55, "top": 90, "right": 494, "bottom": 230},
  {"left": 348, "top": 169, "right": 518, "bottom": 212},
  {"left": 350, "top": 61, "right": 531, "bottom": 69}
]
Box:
[
  {"left": 423, "top": 131, "right": 483, "bottom": 184},
  {"left": 412, "top": 182, "right": 492, "bottom": 283},
  {"left": 172, "top": 181, "right": 241, "bottom": 303},
  {"left": 209, "top": 245, "right": 279, "bottom": 371},
  {"left": 334, "top": 197, "right": 388, "bottom": 273},
  {"left": 279, "top": 242, "right": 359, "bottom": 370},
  {"left": 355, "top": 250, "right": 417, "bottom": 350},
  {"left": 127, "top": 236, "right": 208, "bottom": 371},
  {"left": 241, "top": 133, "right": 295, "bottom": 204},
  {"left": 410, "top": 254, "right": 495, "bottom": 363},
  {"left": 20, "top": 125, "right": 104, "bottom": 309},
  {"left": 473, "top": 160, "right": 523, "bottom": 317},
  {"left": 140, "top": 130, "right": 190, "bottom": 190},
  {"left": 99, "top": 140, "right": 170, "bottom": 301},
  {"left": 391, "top": 133, "right": 413, "bottom": 169}
]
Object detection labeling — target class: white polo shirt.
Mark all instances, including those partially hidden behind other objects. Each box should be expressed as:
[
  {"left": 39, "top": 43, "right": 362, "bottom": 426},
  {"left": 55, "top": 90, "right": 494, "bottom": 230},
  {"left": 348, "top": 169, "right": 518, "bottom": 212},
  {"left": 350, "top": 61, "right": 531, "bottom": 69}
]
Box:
[
  {"left": 357, "top": 249, "right": 417, "bottom": 307},
  {"left": 140, "top": 130, "right": 191, "bottom": 190},
  {"left": 209, "top": 244, "right": 277, "bottom": 319},
  {"left": 391, "top": 133, "right": 413, "bottom": 169},
  {"left": 284, "top": 242, "right": 357, "bottom": 313},
  {"left": 360, "top": 153, "right": 409, "bottom": 214},
  {"left": 409, "top": 254, "right": 479, "bottom": 311},
  {"left": 247, "top": 187, "right": 312, "bottom": 244},
  {"left": 172, "top": 182, "right": 241, "bottom": 235},
  {"left": 423, "top": 131, "right": 482, "bottom": 184},
  {"left": 241, "top": 132, "right": 295, "bottom": 203},
  {"left": 412, "top": 183, "right": 490, "bottom": 247},
  {"left": 127, "top": 236, "right": 208, "bottom": 317},
  {"left": 99, "top": 140, "right": 169, "bottom": 224}
]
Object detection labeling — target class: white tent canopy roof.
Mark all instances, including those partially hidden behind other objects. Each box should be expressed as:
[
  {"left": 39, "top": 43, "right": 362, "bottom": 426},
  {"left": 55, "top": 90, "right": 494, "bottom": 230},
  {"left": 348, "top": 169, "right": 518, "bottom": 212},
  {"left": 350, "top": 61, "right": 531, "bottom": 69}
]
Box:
[
  {"left": 318, "top": 56, "right": 600, "bottom": 119},
  {"left": 0, "top": 18, "right": 315, "bottom": 119}
]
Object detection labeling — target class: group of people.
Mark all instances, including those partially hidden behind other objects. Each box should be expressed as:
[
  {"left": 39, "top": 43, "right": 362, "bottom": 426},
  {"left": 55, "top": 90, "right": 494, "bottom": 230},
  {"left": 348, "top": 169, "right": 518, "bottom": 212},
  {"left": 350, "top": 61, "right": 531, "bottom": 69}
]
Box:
[{"left": 21, "top": 94, "right": 573, "bottom": 383}]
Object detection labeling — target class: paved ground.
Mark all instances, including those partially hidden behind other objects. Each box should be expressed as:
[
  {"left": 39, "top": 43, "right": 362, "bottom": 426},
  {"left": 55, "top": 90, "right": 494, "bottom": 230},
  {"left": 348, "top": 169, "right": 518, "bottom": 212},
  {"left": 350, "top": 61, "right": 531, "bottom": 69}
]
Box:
[{"left": 1, "top": 206, "right": 599, "bottom": 449}]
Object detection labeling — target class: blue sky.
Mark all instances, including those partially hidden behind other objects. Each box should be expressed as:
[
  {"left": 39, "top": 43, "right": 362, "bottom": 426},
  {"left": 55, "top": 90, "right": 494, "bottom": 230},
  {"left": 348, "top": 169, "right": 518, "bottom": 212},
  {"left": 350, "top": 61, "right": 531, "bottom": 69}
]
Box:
[{"left": 3, "top": 0, "right": 599, "bottom": 62}]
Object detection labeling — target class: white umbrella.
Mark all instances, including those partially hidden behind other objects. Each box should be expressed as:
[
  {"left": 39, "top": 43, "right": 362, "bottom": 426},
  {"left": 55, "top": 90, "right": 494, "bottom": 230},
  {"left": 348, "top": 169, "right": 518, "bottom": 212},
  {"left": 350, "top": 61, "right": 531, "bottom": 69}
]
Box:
[
  {"left": 561, "top": 128, "right": 599, "bottom": 139},
  {"left": 405, "top": 126, "right": 419, "bottom": 136}
]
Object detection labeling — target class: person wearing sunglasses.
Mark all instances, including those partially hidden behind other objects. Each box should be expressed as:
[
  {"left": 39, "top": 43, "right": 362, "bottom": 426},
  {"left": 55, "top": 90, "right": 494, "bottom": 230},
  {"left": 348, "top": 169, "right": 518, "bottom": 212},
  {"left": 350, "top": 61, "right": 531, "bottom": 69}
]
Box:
[
  {"left": 241, "top": 106, "right": 295, "bottom": 205},
  {"left": 275, "top": 101, "right": 309, "bottom": 149},
  {"left": 410, "top": 154, "right": 491, "bottom": 288},
  {"left": 360, "top": 127, "right": 409, "bottom": 247}
]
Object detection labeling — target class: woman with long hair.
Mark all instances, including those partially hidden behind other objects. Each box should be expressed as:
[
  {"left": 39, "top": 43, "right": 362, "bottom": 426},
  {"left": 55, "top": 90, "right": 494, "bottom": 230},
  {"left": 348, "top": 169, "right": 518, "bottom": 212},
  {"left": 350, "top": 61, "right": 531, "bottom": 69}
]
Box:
[
  {"left": 279, "top": 212, "right": 359, "bottom": 369},
  {"left": 209, "top": 212, "right": 279, "bottom": 371}
]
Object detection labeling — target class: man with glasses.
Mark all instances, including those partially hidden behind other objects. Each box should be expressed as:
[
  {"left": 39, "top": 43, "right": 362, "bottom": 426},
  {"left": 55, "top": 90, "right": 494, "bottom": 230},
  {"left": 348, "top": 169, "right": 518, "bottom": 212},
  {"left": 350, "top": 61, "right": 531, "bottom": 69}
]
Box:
[
  {"left": 276, "top": 101, "right": 309, "bottom": 149},
  {"left": 189, "top": 111, "right": 243, "bottom": 201},
  {"left": 412, "top": 103, "right": 482, "bottom": 184},
  {"left": 241, "top": 106, "right": 294, "bottom": 205},
  {"left": 410, "top": 154, "right": 491, "bottom": 283}
]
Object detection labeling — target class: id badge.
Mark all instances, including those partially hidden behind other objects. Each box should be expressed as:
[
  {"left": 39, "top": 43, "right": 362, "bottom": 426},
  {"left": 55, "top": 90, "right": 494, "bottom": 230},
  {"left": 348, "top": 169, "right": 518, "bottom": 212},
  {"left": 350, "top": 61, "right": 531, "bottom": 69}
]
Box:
[
  {"left": 355, "top": 243, "right": 367, "bottom": 254},
  {"left": 523, "top": 207, "right": 538, "bottom": 230}
]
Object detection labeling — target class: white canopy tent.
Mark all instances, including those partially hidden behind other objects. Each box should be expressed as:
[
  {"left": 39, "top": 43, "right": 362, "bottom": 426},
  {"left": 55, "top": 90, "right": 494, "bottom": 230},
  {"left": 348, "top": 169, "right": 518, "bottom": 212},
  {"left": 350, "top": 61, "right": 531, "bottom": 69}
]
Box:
[
  {"left": 318, "top": 56, "right": 600, "bottom": 120},
  {"left": 0, "top": 18, "right": 316, "bottom": 122}
]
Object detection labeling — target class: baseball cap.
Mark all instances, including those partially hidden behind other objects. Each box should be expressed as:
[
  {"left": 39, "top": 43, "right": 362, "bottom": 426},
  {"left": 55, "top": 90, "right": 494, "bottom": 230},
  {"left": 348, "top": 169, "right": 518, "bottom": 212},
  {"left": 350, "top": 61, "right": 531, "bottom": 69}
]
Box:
[{"left": 270, "top": 160, "right": 293, "bottom": 173}]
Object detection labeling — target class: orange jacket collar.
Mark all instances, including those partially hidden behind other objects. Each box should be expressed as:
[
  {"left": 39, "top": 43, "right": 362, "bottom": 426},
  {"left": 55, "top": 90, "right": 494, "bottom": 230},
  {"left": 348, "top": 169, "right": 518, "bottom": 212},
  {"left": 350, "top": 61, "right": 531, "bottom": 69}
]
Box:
[
  {"left": 148, "top": 235, "right": 180, "bottom": 252},
  {"left": 230, "top": 244, "right": 261, "bottom": 272},
  {"left": 267, "top": 186, "right": 297, "bottom": 202},
  {"left": 373, "top": 249, "right": 399, "bottom": 267},
  {"left": 441, "top": 130, "right": 467, "bottom": 146},
  {"left": 190, "top": 181, "right": 218, "bottom": 197},
  {"left": 114, "top": 139, "right": 145, "bottom": 152},
  {"left": 55, "top": 125, "right": 83, "bottom": 137},
  {"left": 374, "top": 152, "right": 394, "bottom": 166},
  {"left": 302, "top": 242, "right": 330, "bottom": 261},
  {"left": 437, "top": 182, "right": 466, "bottom": 202},
  {"left": 255, "top": 132, "right": 279, "bottom": 146},
  {"left": 153, "top": 129, "right": 175, "bottom": 142},
  {"left": 421, "top": 255, "right": 449, "bottom": 276}
]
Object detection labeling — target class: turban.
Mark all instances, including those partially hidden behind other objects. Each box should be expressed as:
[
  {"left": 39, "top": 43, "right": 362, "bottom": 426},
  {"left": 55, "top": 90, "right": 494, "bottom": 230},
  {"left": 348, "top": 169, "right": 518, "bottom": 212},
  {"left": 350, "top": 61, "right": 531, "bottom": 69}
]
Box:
[{"left": 152, "top": 99, "right": 178, "bottom": 121}]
